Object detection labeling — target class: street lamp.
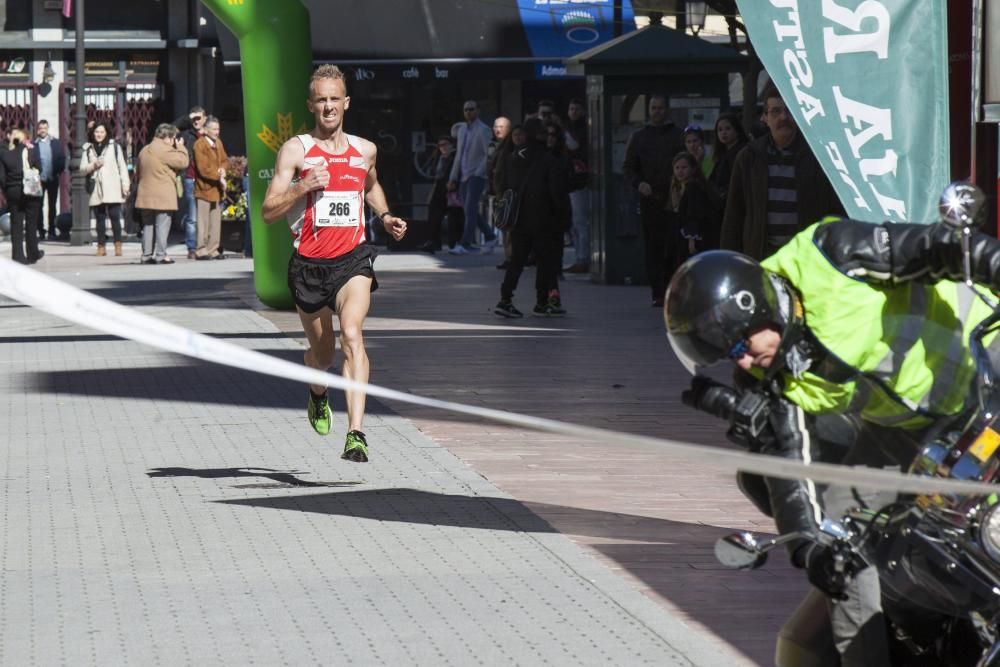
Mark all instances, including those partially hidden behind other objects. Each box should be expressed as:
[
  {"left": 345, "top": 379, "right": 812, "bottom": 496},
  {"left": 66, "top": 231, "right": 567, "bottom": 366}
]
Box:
[
  {"left": 41, "top": 60, "right": 55, "bottom": 84},
  {"left": 70, "top": 0, "right": 89, "bottom": 246},
  {"left": 686, "top": 0, "right": 707, "bottom": 35}
]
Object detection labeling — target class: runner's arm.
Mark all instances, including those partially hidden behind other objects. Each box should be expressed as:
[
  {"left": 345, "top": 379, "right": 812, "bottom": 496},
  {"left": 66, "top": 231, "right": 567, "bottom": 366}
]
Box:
[{"left": 261, "top": 139, "right": 307, "bottom": 224}]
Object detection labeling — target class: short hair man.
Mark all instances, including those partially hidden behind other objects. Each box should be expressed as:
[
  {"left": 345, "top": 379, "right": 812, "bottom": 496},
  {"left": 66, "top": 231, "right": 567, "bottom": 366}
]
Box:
[
  {"left": 719, "top": 83, "right": 843, "bottom": 259},
  {"left": 488, "top": 116, "right": 513, "bottom": 266},
  {"left": 492, "top": 116, "right": 511, "bottom": 143},
  {"left": 446, "top": 100, "right": 498, "bottom": 254},
  {"left": 489, "top": 116, "right": 512, "bottom": 185},
  {"left": 172, "top": 105, "right": 207, "bottom": 259},
  {"left": 536, "top": 99, "right": 557, "bottom": 124},
  {"left": 622, "top": 94, "right": 684, "bottom": 306},
  {"left": 262, "top": 64, "right": 407, "bottom": 462},
  {"left": 31, "top": 119, "right": 67, "bottom": 240},
  {"left": 563, "top": 98, "right": 590, "bottom": 273},
  {"left": 192, "top": 115, "right": 229, "bottom": 260}
]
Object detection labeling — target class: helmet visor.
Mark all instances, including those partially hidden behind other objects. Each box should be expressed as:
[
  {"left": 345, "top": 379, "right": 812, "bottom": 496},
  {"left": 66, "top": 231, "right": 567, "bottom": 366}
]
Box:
[{"left": 666, "top": 304, "right": 739, "bottom": 374}]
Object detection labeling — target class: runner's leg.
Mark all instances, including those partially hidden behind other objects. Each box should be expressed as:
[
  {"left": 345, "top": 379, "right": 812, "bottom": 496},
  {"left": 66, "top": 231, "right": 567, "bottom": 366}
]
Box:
[
  {"left": 297, "top": 305, "right": 337, "bottom": 396},
  {"left": 335, "top": 274, "right": 373, "bottom": 432}
]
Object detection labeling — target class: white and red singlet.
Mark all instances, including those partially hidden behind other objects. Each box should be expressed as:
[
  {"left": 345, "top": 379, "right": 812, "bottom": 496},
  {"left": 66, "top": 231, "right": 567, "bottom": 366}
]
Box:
[{"left": 287, "top": 133, "right": 369, "bottom": 258}]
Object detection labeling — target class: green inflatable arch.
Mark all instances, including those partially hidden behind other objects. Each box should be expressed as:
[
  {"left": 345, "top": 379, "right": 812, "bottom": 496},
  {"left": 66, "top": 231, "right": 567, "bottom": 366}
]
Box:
[{"left": 201, "top": 0, "right": 312, "bottom": 309}]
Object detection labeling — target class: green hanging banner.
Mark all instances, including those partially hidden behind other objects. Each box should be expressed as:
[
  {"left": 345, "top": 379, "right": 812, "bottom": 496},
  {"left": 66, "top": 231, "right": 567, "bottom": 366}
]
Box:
[
  {"left": 201, "top": 0, "right": 312, "bottom": 308},
  {"left": 735, "top": 0, "right": 950, "bottom": 224}
]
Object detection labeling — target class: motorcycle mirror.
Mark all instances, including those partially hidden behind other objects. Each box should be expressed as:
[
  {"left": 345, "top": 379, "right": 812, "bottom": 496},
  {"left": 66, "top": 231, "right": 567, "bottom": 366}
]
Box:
[
  {"left": 938, "top": 181, "right": 987, "bottom": 230},
  {"left": 714, "top": 532, "right": 769, "bottom": 570}
]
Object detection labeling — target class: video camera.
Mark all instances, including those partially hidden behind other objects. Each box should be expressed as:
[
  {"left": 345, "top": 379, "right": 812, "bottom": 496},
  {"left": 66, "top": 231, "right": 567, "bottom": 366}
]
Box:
[{"left": 682, "top": 375, "right": 772, "bottom": 446}]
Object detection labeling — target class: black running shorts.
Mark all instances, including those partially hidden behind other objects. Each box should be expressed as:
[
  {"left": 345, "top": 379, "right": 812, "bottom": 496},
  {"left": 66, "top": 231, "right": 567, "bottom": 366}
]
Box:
[{"left": 287, "top": 244, "right": 379, "bottom": 314}]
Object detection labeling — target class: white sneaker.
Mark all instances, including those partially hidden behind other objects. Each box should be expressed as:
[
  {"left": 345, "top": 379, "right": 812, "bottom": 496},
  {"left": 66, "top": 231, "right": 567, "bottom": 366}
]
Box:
[
  {"left": 449, "top": 244, "right": 467, "bottom": 255},
  {"left": 482, "top": 237, "right": 498, "bottom": 249}
]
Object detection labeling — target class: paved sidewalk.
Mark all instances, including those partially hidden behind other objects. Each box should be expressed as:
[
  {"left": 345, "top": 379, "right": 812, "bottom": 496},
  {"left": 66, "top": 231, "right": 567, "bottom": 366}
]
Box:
[{"left": 0, "top": 238, "right": 805, "bottom": 665}]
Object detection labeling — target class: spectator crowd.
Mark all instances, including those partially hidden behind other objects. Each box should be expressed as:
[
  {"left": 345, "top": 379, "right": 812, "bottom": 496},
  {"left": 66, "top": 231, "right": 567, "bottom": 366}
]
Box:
[
  {"left": 1, "top": 72, "right": 844, "bottom": 317},
  {"left": 1, "top": 104, "right": 247, "bottom": 266}
]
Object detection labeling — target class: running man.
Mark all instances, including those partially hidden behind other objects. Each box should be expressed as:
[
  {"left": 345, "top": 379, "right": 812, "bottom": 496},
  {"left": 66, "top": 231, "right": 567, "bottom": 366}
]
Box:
[{"left": 262, "top": 65, "right": 407, "bottom": 462}]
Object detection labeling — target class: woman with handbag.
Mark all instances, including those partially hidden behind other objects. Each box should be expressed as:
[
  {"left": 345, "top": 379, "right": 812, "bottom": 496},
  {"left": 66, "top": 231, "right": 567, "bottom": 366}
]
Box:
[
  {"left": 80, "top": 122, "right": 131, "bottom": 256},
  {"left": 0, "top": 128, "right": 44, "bottom": 264},
  {"left": 492, "top": 118, "right": 570, "bottom": 318}
]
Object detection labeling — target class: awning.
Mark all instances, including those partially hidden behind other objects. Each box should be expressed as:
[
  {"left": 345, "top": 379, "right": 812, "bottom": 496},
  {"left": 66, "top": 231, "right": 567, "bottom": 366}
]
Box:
[
  {"left": 0, "top": 30, "right": 167, "bottom": 51},
  {"left": 567, "top": 23, "right": 746, "bottom": 76},
  {"left": 216, "top": 0, "right": 635, "bottom": 79}
]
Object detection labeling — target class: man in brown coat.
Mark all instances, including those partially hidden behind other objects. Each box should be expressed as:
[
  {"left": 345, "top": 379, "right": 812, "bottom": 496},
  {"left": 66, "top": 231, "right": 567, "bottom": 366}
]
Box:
[
  {"left": 193, "top": 115, "right": 229, "bottom": 259},
  {"left": 719, "top": 84, "right": 844, "bottom": 260},
  {"left": 135, "top": 123, "right": 189, "bottom": 264}
]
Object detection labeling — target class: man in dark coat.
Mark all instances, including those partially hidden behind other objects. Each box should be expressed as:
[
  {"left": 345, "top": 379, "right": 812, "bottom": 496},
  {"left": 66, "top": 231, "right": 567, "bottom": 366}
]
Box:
[
  {"left": 31, "top": 120, "right": 66, "bottom": 240},
  {"left": 172, "top": 106, "right": 206, "bottom": 259},
  {"left": 622, "top": 95, "right": 684, "bottom": 307},
  {"left": 493, "top": 118, "right": 570, "bottom": 318},
  {"left": 720, "top": 84, "right": 844, "bottom": 260}
]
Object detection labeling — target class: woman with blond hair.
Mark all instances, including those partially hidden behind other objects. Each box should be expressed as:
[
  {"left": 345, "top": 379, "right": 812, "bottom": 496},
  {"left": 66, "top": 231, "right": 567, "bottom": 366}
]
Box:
[{"left": 0, "top": 128, "right": 44, "bottom": 264}]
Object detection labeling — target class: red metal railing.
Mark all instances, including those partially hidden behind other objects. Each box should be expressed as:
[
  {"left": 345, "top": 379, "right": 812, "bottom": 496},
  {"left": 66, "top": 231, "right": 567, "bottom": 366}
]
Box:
[
  {"left": 59, "top": 81, "right": 163, "bottom": 149},
  {"left": 0, "top": 83, "right": 39, "bottom": 132},
  {"left": 57, "top": 82, "right": 163, "bottom": 213}
]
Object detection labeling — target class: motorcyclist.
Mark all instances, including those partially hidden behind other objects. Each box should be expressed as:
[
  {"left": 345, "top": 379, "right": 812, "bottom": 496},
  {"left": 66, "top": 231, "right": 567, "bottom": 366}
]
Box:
[{"left": 665, "top": 183, "right": 1000, "bottom": 666}]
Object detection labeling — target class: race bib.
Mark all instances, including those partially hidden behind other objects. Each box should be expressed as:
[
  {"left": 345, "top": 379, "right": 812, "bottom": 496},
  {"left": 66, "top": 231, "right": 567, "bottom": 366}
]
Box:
[{"left": 314, "top": 191, "right": 360, "bottom": 228}]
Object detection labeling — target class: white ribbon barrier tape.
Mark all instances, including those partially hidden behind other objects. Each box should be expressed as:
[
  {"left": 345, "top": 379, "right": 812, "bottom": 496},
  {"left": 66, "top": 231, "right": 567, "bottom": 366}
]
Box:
[{"left": 0, "top": 255, "right": 996, "bottom": 496}]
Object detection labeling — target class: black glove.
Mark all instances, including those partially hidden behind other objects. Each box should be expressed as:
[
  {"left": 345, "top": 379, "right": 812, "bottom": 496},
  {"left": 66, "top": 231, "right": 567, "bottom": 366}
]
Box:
[{"left": 794, "top": 541, "right": 858, "bottom": 601}]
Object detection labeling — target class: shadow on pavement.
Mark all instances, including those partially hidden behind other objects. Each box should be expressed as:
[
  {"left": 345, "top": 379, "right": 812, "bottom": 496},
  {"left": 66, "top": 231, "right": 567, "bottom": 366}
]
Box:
[
  {"left": 213, "top": 486, "right": 761, "bottom": 546},
  {"left": 216, "top": 487, "right": 558, "bottom": 533},
  {"left": 20, "top": 362, "right": 394, "bottom": 414},
  {"left": 216, "top": 486, "right": 794, "bottom": 664},
  {"left": 87, "top": 277, "right": 252, "bottom": 309},
  {"left": 147, "top": 466, "right": 362, "bottom": 489},
  {"left": 0, "top": 331, "right": 298, "bottom": 345}
]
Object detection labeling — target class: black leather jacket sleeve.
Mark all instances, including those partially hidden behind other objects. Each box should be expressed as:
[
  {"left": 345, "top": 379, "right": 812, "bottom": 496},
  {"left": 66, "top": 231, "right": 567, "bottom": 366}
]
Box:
[
  {"left": 759, "top": 397, "right": 825, "bottom": 565},
  {"left": 686, "top": 371, "right": 826, "bottom": 565},
  {"left": 813, "top": 218, "right": 1000, "bottom": 288}
]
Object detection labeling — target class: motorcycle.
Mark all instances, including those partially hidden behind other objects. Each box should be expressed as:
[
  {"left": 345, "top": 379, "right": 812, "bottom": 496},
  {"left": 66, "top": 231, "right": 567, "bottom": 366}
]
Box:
[{"left": 697, "top": 184, "right": 1000, "bottom": 666}]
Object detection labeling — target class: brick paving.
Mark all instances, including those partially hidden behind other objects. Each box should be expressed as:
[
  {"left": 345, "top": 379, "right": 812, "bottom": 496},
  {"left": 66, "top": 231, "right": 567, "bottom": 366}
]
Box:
[
  {"left": 248, "top": 244, "right": 810, "bottom": 665},
  {"left": 0, "top": 236, "right": 808, "bottom": 665}
]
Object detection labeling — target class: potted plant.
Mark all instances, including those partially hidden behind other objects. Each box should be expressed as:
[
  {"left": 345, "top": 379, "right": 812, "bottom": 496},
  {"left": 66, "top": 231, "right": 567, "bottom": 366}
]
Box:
[{"left": 221, "top": 155, "right": 248, "bottom": 253}]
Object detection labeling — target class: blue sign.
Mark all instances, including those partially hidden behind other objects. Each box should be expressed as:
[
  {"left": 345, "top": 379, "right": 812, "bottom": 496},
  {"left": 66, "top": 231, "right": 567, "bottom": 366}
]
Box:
[
  {"left": 535, "top": 63, "right": 578, "bottom": 79},
  {"left": 518, "top": 0, "right": 634, "bottom": 58}
]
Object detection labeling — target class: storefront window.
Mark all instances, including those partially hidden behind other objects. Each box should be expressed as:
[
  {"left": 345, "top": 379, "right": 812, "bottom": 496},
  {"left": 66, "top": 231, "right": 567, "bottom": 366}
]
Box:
[
  {"left": 3, "top": 0, "right": 31, "bottom": 31},
  {"left": 78, "top": 0, "right": 164, "bottom": 31},
  {"left": 609, "top": 94, "right": 647, "bottom": 237}
]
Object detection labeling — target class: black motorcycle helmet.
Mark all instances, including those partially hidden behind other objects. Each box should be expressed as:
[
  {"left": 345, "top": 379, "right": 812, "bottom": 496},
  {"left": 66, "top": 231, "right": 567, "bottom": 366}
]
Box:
[{"left": 664, "top": 250, "right": 792, "bottom": 374}]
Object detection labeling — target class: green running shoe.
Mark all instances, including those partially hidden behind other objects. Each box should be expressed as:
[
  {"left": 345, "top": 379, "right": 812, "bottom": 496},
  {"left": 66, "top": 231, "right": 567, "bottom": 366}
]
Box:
[
  {"left": 341, "top": 430, "right": 369, "bottom": 463},
  {"left": 307, "top": 393, "right": 332, "bottom": 436}
]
